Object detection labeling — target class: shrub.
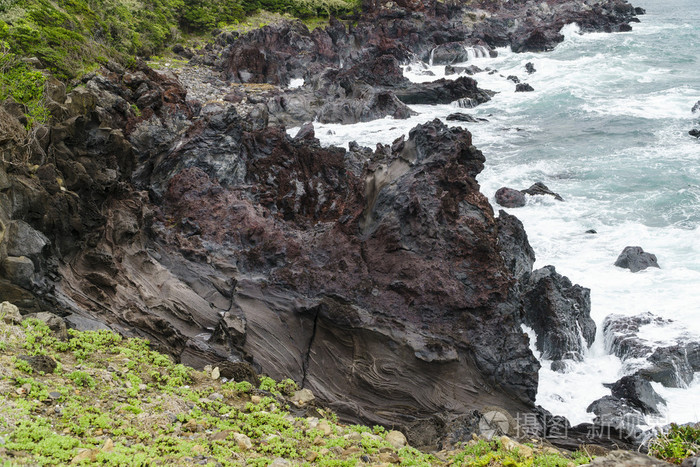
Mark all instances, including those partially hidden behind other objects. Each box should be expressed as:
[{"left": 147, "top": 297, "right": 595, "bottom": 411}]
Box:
[{"left": 649, "top": 424, "right": 700, "bottom": 464}]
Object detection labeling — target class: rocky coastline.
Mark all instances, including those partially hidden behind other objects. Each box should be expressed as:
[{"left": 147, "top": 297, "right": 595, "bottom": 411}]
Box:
[{"left": 4, "top": 0, "right": 695, "bottom": 459}]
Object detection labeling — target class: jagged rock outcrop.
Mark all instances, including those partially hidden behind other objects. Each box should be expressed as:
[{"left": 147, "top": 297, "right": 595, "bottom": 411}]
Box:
[
  {"left": 607, "top": 375, "right": 666, "bottom": 415},
  {"left": 497, "top": 211, "right": 535, "bottom": 281},
  {"left": 521, "top": 266, "right": 595, "bottom": 361},
  {"left": 515, "top": 83, "right": 535, "bottom": 92},
  {"left": 470, "top": 0, "right": 641, "bottom": 52},
  {"left": 0, "top": 72, "right": 551, "bottom": 445},
  {"left": 188, "top": 0, "right": 641, "bottom": 126}
]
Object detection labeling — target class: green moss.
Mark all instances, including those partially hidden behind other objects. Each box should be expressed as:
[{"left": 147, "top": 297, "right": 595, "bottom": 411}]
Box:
[{"left": 0, "top": 320, "right": 599, "bottom": 466}]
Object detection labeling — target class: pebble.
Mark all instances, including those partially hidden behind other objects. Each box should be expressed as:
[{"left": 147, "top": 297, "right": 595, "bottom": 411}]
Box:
[
  {"left": 385, "top": 430, "right": 407, "bottom": 449},
  {"left": 233, "top": 433, "right": 252, "bottom": 450},
  {"left": 291, "top": 388, "right": 315, "bottom": 406},
  {"left": 317, "top": 420, "right": 332, "bottom": 436}
]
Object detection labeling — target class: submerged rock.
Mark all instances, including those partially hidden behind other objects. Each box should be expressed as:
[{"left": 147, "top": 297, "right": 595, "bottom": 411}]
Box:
[
  {"left": 614, "top": 246, "right": 660, "bottom": 272},
  {"left": 445, "top": 112, "right": 487, "bottom": 122},
  {"left": 515, "top": 83, "right": 535, "bottom": 92},
  {"left": 521, "top": 182, "right": 564, "bottom": 201},
  {"left": 602, "top": 313, "right": 700, "bottom": 390}
]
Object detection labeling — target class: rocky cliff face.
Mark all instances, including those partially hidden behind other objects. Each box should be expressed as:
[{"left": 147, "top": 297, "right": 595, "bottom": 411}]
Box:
[{"left": 0, "top": 0, "right": 637, "bottom": 446}]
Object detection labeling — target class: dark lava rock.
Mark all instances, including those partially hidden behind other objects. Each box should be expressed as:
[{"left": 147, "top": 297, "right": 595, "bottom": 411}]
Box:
[
  {"left": 586, "top": 395, "right": 645, "bottom": 443},
  {"left": 634, "top": 7, "right": 646, "bottom": 15},
  {"left": 393, "top": 76, "right": 493, "bottom": 106},
  {"left": 507, "top": 75, "right": 520, "bottom": 84},
  {"left": 586, "top": 229, "right": 598, "bottom": 234},
  {"left": 445, "top": 112, "right": 487, "bottom": 123},
  {"left": 522, "top": 265, "right": 595, "bottom": 361},
  {"left": 445, "top": 65, "right": 481, "bottom": 76},
  {"left": 521, "top": 182, "right": 564, "bottom": 201},
  {"left": 525, "top": 62, "right": 536, "bottom": 74},
  {"left": 614, "top": 246, "right": 660, "bottom": 272},
  {"left": 515, "top": 83, "right": 535, "bottom": 92},
  {"left": 512, "top": 28, "right": 564, "bottom": 53},
  {"left": 18, "top": 354, "right": 57, "bottom": 374},
  {"left": 0, "top": 0, "right": 648, "bottom": 447},
  {"left": 172, "top": 44, "right": 194, "bottom": 59},
  {"left": 690, "top": 129, "right": 700, "bottom": 138},
  {"left": 64, "top": 314, "right": 112, "bottom": 332},
  {"left": 607, "top": 375, "right": 666, "bottom": 414},
  {"left": 692, "top": 100, "right": 700, "bottom": 113},
  {"left": 214, "top": 361, "right": 260, "bottom": 386},
  {"left": 602, "top": 312, "right": 667, "bottom": 360},
  {"left": 428, "top": 42, "right": 472, "bottom": 65},
  {"left": 602, "top": 313, "right": 700, "bottom": 389},
  {"left": 495, "top": 187, "right": 526, "bottom": 207},
  {"left": 638, "top": 346, "right": 695, "bottom": 388},
  {"left": 448, "top": 64, "right": 484, "bottom": 75},
  {"left": 496, "top": 210, "right": 535, "bottom": 281}
]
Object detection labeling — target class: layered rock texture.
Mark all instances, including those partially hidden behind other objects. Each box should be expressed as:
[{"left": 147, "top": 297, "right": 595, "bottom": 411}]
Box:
[{"left": 0, "top": 0, "right": 642, "bottom": 446}]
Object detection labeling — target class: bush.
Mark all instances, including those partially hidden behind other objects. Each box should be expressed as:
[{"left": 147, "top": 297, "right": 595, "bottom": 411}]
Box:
[{"left": 649, "top": 424, "right": 700, "bottom": 464}]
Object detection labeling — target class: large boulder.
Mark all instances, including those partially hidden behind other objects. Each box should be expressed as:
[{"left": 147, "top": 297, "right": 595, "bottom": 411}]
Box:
[
  {"left": 5, "top": 220, "right": 49, "bottom": 257},
  {"left": 428, "top": 42, "right": 471, "bottom": 65},
  {"left": 495, "top": 187, "right": 526, "bottom": 208},
  {"left": 522, "top": 265, "right": 595, "bottom": 361},
  {"left": 606, "top": 375, "right": 666, "bottom": 414},
  {"left": 586, "top": 395, "right": 645, "bottom": 443},
  {"left": 614, "top": 246, "right": 660, "bottom": 272},
  {"left": 393, "top": 76, "right": 493, "bottom": 106}
]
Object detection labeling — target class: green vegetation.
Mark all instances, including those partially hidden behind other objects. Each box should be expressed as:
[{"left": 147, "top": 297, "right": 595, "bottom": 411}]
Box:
[
  {"left": 0, "top": 0, "right": 358, "bottom": 126},
  {"left": 0, "top": 316, "right": 595, "bottom": 465},
  {"left": 648, "top": 423, "right": 700, "bottom": 464}
]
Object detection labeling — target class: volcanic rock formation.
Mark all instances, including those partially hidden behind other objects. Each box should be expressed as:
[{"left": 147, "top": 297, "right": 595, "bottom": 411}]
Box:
[{"left": 0, "top": 0, "right": 644, "bottom": 447}]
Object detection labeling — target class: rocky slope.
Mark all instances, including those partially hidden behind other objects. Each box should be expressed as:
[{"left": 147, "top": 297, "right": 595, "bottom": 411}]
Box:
[{"left": 0, "top": 0, "right": 644, "bottom": 448}]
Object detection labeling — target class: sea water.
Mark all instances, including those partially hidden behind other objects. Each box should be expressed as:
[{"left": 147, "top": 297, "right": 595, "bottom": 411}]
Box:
[{"left": 288, "top": 0, "right": 700, "bottom": 426}]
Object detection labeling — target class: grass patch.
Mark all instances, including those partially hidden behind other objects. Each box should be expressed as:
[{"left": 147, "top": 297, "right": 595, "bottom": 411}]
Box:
[{"left": 0, "top": 316, "right": 598, "bottom": 466}]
